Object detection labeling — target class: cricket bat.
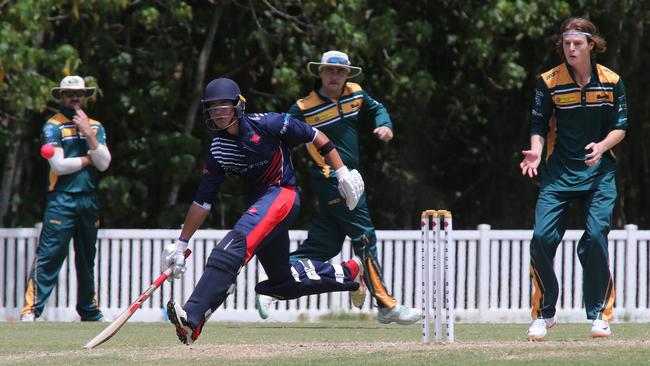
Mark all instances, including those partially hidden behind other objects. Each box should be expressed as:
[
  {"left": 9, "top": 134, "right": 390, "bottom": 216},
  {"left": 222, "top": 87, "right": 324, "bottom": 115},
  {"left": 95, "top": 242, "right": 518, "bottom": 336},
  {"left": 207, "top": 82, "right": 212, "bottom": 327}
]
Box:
[{"left": 83, "top": 249, "right": 191, "bottom": 349}]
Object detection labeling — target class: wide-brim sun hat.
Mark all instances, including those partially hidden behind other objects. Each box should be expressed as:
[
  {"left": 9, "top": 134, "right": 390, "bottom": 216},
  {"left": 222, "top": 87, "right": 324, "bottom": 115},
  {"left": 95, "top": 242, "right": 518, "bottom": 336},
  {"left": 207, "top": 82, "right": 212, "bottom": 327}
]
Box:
[
  {"left": 51, "top": 75, "right": 96, "bottom": 99},
  {"left": 307, "top": 50, "right": 362, "bottom": 78}
]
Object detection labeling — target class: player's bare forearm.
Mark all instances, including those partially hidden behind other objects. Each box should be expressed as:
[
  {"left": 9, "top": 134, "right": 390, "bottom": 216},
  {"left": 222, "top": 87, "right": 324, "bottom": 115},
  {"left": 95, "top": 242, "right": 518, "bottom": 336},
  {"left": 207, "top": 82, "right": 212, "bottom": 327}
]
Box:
[
  {"left": 179, "top": 203, "right": 210, "bottom": 240},
  {"left": 598, "top": 129, "right": 626, "bottom": 151},
  {"left": 529, "top": 135, "right": 545, "bottom": 154},
  {"left": 584, "top": 129, "right": 626, "bottom": 167}
]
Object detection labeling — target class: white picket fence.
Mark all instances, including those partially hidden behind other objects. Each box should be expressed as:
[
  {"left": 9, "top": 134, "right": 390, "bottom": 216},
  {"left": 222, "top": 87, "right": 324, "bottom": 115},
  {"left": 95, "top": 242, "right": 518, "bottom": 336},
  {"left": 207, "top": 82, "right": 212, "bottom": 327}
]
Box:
[{"left": 1, "top": 225, "right": 649, "bottom": 323}]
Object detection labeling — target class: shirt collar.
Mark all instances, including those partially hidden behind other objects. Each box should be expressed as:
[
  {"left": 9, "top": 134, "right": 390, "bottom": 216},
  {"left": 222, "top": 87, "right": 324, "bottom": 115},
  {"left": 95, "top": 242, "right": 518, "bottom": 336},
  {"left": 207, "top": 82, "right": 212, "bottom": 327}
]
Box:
[
  {"left": 59, "top": 107, "right": 76, "bottom": 119},
  {"left": 564, "top": 61, "right": 599, "bottom": 86},
  {"left": 313, "top": 81, "right": 348, "bottom": 103}
]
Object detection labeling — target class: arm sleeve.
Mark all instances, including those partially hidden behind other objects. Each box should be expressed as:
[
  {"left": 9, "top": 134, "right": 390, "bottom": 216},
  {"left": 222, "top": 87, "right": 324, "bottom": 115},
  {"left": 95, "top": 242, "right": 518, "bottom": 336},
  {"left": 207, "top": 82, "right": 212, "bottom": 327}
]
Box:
[
  {"left": 262, "top": 113, "right": 317, "bottom": 147},
  {"left": 612, "top": 78, "right": 627, "bottom": 130},
  {"left": 48, "top": 149, "right": 84, "bottom": 175},
  {"left": 42, "top": 122, "right": 85, "bottom": 175},
  {"left": 88, "top": 145, "right": 111, "bottom": 171},
  {"left": 87, "top": 123, "right": 111, "bottom": 171},
  {"left": 529, "top": 76, "right": 554, "bottom": 138},
  {"left": 193, "top": 153, "right": 225, "bottom": 209},
  {"left": 362, "top": 91, "right": 392, "bottom": 130}
]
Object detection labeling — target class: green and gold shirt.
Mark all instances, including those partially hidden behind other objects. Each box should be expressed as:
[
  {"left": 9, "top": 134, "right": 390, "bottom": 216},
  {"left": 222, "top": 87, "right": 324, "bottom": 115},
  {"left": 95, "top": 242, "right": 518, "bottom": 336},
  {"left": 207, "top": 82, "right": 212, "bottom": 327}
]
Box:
[
  {"left": 41, "top": 108, "right": 108, "bottom": 192},
  {"left": 288, "top": 82, "right": 392, "bottom": 179},
  {"left": 530, "top": 63, "right": 627, "bottom": 191}
]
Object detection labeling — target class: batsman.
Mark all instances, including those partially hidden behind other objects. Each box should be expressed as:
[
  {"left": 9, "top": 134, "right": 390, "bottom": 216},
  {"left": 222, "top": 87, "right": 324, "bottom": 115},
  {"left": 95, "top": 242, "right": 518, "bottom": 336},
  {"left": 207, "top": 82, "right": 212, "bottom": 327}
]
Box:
[
  {"left": 164, "top": 78, "right": 366, "bottom": 345},
  {"left": 257, "top": 51, "right": 420, "bottom": 324}
]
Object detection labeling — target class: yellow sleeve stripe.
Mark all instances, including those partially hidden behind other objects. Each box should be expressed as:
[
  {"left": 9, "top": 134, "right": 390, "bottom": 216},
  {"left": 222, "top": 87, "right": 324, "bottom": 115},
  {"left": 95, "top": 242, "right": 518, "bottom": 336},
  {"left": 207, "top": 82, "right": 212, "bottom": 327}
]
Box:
[
  {"left": 306, "top": 143, "right": 331, "bottom": 178},
  {"left": 48, "top": 170, "right": 58, "bottom": 191}
]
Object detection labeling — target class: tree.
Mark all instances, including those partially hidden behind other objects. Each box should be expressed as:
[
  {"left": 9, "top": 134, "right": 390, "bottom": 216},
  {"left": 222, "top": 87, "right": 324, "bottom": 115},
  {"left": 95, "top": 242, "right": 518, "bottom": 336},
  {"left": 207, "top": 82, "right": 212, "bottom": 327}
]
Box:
[{"left": 1, "top": 0, "right": 649, "bottom": 229}]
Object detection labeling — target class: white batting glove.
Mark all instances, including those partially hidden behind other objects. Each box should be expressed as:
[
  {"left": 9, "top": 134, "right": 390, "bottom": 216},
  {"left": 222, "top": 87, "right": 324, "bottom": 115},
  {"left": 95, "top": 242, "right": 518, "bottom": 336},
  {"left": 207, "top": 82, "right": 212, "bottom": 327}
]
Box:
[
  {"left": 162, "top": 238, "right": 189, "bottom": 282},
  {"left": 336, "top": 166, "right": 365, "bottom": 210}
]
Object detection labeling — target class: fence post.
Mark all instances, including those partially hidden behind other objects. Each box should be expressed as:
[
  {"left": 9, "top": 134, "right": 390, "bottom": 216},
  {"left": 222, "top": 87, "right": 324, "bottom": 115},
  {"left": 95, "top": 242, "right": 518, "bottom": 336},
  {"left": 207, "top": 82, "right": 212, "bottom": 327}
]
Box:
[
  {"left": 34, "top": 222, "right": 43, "bottom": 241},
  {"left": 477, "top": 224, "right": 491, "bottom": 318},
  {"left": 625, "top": 224, "right": 638, "bottom": 315}
]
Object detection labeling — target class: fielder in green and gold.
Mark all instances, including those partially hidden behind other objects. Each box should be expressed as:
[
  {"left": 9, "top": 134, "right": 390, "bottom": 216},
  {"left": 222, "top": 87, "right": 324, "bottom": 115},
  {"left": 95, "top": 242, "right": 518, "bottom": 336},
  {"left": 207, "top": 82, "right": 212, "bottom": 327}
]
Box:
[
  {"left": 21, "top": 76, "right": 111, "bottom": 322},
  {"left": 257, "top": 51, "right": 420, "bottom": 324},
  {"left": 521, "top": 18, "right": 627, "bottom": 340}
]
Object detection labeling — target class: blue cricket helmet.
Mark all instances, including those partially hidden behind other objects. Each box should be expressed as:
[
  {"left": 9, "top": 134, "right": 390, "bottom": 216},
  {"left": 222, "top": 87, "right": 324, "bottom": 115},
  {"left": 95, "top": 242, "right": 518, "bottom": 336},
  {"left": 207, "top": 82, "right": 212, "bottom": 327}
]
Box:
[
  {"left": 202, "top": 78, "right": 242, "bottom": 103},
  {"left": 202, "top": 78, "right": 246, "bottom": 130}
]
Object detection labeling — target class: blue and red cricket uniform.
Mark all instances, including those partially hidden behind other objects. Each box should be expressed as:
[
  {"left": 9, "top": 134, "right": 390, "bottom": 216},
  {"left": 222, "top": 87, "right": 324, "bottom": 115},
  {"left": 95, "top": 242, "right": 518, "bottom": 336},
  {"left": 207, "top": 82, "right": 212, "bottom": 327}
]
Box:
[{"left": 183, "top": 113, "right": 359, "bottom": 328}]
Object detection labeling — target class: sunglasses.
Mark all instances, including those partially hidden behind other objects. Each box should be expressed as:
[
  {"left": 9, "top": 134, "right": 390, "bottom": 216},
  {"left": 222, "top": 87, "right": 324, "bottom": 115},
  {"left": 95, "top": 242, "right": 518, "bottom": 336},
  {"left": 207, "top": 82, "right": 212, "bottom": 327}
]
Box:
[
  {"left": 61, "top": 90, "right": 86, "bottom": 98},
  {"left": 326, "top": 56, "right": 350, "bottom": 65}
]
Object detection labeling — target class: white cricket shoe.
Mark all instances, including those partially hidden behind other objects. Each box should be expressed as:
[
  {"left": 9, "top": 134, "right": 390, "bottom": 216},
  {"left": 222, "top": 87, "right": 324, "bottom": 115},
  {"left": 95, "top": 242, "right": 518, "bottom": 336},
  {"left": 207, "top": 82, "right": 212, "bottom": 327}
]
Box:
[
  {"left": 591, "top": 319, "right": 612, "bottom": 338},
  {"left": 349, "top": 256, "right": 366, "bottom": 309},
  {"left": 527, "top": 317, "right": 557, "bottom": 341},
  {"left": 256, "top": 294, "right": 278, "bottom": 320},
  {"left": 20, "top": 312, "right": 36, "bottom": 322},
  {"left": 378, "top": 305, "right": 421, "bottom": 325}
]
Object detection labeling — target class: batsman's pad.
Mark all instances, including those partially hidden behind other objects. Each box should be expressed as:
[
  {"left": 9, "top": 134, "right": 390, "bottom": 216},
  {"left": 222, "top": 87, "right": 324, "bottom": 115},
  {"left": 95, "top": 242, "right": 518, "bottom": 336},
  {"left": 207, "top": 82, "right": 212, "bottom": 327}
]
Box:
[
  {"left": 206, "top": 230, "right": 247, "bottom": 275},
  {"left": 255, "top": 259, "right": 359, "bottom": 299}
]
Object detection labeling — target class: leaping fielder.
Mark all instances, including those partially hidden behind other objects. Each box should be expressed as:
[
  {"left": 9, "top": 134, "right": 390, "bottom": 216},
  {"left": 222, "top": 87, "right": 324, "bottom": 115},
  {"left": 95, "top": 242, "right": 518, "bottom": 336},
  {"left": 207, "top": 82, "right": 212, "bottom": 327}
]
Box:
[{"left": 163, "top": 78, "right": 365, "bottom": 345}]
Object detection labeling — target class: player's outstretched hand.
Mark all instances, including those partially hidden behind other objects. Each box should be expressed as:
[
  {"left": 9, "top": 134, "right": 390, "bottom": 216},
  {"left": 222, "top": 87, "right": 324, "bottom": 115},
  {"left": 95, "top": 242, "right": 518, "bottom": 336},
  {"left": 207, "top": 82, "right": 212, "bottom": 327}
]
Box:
[
  {"left": 520, "top": 149, "right": 541, "bottom": 178},
  {"left": 162, "top": 239, "right": 188, "bottom": 282},
  {"left": 336, "top": 166, "right": 364, "bottom": 210}
]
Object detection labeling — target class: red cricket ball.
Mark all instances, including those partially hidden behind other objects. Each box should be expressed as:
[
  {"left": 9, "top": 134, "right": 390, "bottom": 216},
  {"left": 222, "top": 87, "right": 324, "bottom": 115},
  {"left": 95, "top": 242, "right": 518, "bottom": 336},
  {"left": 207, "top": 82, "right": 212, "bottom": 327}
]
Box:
[{"left": 40, "top": 144, "right": 55, "bottom": 159}]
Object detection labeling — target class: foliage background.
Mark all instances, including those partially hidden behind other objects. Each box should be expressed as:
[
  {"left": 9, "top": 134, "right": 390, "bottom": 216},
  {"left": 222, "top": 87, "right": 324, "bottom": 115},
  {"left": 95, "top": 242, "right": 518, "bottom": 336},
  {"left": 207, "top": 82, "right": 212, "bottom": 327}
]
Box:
[{"left": 1, "top": 0, "right": 649, "bottom": 230}]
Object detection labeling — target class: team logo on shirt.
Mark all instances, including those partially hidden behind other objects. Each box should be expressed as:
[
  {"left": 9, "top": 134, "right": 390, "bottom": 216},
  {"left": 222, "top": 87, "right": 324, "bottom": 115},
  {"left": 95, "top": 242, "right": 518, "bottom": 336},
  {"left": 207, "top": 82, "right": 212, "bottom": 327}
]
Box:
[
  {"left": 247, "top": 207, "right": 258, "bottom": 214},
  {"left": 223, "top": 166, "right": 240, "bottom": 176},
  {"left": 554, "top": 95, "right": 577, "bottom": 104},
  {"left": 250, "top": 133, "right": 261, "bottom": 144}
]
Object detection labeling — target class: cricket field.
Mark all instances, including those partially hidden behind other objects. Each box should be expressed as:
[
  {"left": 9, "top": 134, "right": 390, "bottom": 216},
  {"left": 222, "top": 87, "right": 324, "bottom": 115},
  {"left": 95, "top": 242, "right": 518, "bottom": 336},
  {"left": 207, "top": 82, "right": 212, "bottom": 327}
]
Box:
[{"left": 1, "top": 319, "right": 649, "bottom": 365}]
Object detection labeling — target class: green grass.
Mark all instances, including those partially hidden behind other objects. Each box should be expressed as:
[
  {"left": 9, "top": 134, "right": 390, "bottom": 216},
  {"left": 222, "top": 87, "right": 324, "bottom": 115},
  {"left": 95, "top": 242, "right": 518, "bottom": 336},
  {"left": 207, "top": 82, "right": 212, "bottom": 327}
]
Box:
[{"left": 1, "top": 321, "right": 649, "bottom": 365}]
